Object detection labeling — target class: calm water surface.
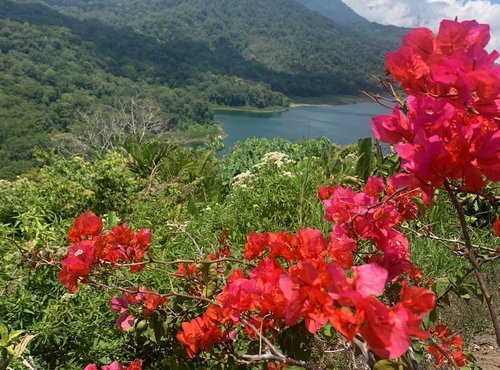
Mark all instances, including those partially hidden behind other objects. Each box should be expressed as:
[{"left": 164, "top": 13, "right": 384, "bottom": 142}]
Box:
[{"left": 215, "top": 102, "right": 388, "bottom": 154}]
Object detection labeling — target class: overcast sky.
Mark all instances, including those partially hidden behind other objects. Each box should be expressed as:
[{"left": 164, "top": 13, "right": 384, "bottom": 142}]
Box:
[{"left": 341, "top": 0, "right": 500, "bottom": 52}]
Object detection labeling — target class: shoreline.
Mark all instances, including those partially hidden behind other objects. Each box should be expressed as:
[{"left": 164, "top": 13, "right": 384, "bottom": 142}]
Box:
[
  {"left": 212, "top": 95, "right": 372, "bottom": 114},
  {"left": 290, "top": 94, "right": 371, "bottom": 106},
  {"left": 211, "top": 105, "right": 289, "bottom": 114}
]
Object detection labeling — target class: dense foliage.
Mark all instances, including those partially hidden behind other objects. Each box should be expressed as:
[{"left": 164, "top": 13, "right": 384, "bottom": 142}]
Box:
[
  {"left": 0, "top": 0, "right": 289, "bottom": 178},
  {"left": 0, "top": 134, "right": 498, "bottom": 369},
  {"left": 36, "top": 0, "right": 400, "bottom": 95},
  {"left": 295, "top": 0, "right": 365, "bottom": 25},
  {"left": 0, "top": 3, "right": 499, "bottom": 369},
  {"left": 0, "top": 0, "right": 410, "bottom": 178}
]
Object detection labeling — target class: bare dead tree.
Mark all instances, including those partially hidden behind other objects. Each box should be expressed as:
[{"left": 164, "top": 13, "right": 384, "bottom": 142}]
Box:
[{"left": 59, "top": 96, "right": 173, "bottom": 158}]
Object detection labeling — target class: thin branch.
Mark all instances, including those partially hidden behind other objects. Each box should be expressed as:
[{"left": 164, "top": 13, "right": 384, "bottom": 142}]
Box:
[
  {"left": 240, "top": 319, "right": 326, "bottom": 370},
  {"left": 360, "top": 91, "right": 395, "bottom": 110},
  {"left": 401, "top": 225, "right": 499, "bottom": 255},
  {"left": 427, "top": 338, "right": 458, "bottom": 369},
  {"left": 444, "top": 181, "right": 500, "bottom": 347},
  {"left": 352, "top": 337, "right": 374, "bottom": 368},
  {"left": 89, "top": 280, "right": 218, "bottom": 306},
  {"left": 114, "top": 257, "right": 254, "bottom": 268},
  {"left": 20, "top": 356, "right": 38, "bottom": 370}
]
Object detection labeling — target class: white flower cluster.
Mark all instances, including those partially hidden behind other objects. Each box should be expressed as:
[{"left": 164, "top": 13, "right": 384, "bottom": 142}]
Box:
[
  {"left": 254, "top": 151, "right": 295, "bottom": 169},
  {"left": 232, "top": 171, "right": 255, "bottom": 188}
]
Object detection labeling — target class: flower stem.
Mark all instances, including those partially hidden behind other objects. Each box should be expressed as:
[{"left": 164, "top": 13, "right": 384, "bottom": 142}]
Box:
[{"left": 444, "top": 181, "right": 500, "bottom": 347}]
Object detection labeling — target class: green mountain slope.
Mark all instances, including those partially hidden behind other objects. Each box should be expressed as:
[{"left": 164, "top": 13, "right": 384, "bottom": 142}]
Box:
[
  {"left": 0, "top": 1, "right": 289, "bottom": 178},
  {"left": 39, "top": 0, "right": 394, "bottom": 95},
  {"left": 0, "top": 17, "right": 215, "bottom": 178},
  {"left": 0, "top": 0, "right": 403, "bottom": 178},
  {"left": 295, "top": 0, "right": 409, "bottom": 48},
  {"left": 295, "top": 0, "right": 365, "bottom": 24}
]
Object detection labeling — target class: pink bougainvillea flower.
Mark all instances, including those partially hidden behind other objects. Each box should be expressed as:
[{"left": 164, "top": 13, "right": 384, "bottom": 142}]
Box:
[
  {"left": 101, "top": 362, "right": 122, "bottom": 370},
  {"left": 116, "top": 312, "right": 135, "bottom": 332},
  {"left": 84, "top": 360, "right": 142, "bottom": 370},
  {"left": 371, "top": 104, "right": 413, "bottom": 144},
  {"left": 109, "top": 296, "right": 129, "bottom": 313}
]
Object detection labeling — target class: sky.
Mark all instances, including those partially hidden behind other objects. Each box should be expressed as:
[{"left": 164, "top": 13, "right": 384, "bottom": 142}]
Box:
[{"left": 341, "top": 0, "right": 500, "bottom": 51}]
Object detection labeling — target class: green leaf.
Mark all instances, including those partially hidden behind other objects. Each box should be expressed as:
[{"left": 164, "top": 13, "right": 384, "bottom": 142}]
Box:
[
  {"left": 355, "top": 137, "right": 373, "bottom": 182},
  {"left": 0, "top": 324, "right": 8, "bottom": 346},
  {"left": 186, "top": 196, "right": 198, "bottom": 216},
  {"left": 105, "top": 212, "right": 117, "bottom": 230},
  {"left": 373, "top": 359, "right": 404, "bottom": 370},
  {"left": 322, "top": 322, "right": 332, "bottom": 337},
  {"left": 434, "top": 276, "right": 451, "bottom": 299},
  {"left": 8, "top": 330, "right": 24, "bottom": 342}
]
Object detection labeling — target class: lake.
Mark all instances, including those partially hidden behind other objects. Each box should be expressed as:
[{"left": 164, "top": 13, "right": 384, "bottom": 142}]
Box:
[{"left": 215, "top": 102, "right": 389, "bottom": 154}]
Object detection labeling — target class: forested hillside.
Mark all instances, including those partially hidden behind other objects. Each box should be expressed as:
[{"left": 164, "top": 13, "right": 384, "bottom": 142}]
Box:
[
  {"left": 37, "top": 0, "right": 397, "bottom": 95},
  {"left": 0, "top": 1, "right": 288, "bottom": 178},
  {"left": 0, "top": 0, "right": 405, "bottom": 178}
]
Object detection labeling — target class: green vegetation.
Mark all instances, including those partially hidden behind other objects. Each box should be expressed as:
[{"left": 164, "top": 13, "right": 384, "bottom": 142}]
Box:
[
  {"left": 1, "top": 2, "right": 497, "bottom": 368},
  {"left": 0, "top": 136, "right": 497, "bottom": 368},
  {"left": 295, "top": 0, "right": 366, "bottom": 24},
  {"left": 30, "top": 0, "right": 397, "bottom": 96},
  {"left": 296, "top": 0, "right": 409, "bottom": 46},
  {"left": 0, "top": 0, "right": 289, "bottom": 178},
  {"left": 0, "top": 0, "right": 410, "bottom": 178}
]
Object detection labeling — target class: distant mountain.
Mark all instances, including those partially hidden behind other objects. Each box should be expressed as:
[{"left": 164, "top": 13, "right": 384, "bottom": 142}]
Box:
[
  {"left": 295, "top": 0, "right": 410, "bottom": 49},
  {"left": 295, "top": 0, "right": 365, "bottom": 25},
  {"left": 37, "top": 0, "right": 396, "bottom": 96}
]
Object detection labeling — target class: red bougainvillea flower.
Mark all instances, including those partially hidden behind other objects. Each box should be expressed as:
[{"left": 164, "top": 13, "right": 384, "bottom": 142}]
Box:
[
  {"left": 244, "top": 231, "right": 273, "bottom": 260},
  {"left": 59, "top": 241, "right": 95, "bottom": 292},
  {"left": 175, "top": 174, "right": 438, "bottom": 359},
  {"left": 360, "top": 297, "right": 410, "bottom": 358},
  {"left": 176, "top": 310, "right": 224, "bottom": 358},
  {"left": 318, "top": 185, "right": 336, "bottom": 200},
  {"left": 60, "top": 213, "right": 153, "bottom": 292},
  {"left": 68, "top": 211, "right": 103, "bottom": 243},
  {"left": 90, "top": 223, "right": 153, "bottom": 272},
  {"left": 123, "top": 360, "right": 143, "bottom": 370},
  {"left": 493, "top": 216, "right": 500, "bottom": 237},
  {"left": 363, "top": 176, "right": 385, "bottom": 198},
  {"left": 142, "top": 290, "right": 167, "bottom": 317},
  {"left": 428, "top": 325, "right": 467, "bottom": 367}
]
